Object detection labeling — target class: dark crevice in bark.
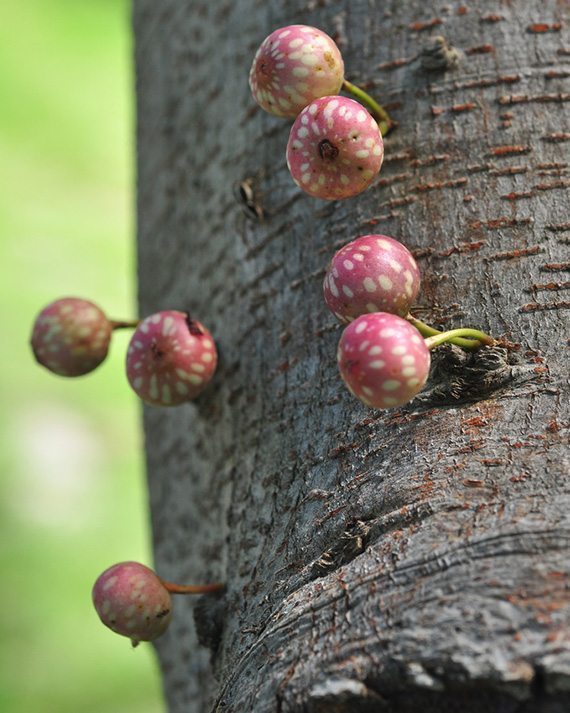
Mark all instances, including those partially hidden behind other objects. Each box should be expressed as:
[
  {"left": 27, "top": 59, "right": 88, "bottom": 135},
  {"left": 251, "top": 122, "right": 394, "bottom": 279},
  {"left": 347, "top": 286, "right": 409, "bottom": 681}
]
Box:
[
  {"left": 311, "top": 520, "right": 371, "bottom": 578},
  {"left": 303, "top": 677, "right": 570, "bottom": 713},
  {"left": 193, "top": 590, "right": 227, "bottom": 656},
  {"left": 298, "top": 662, "right": 568, "bottom": 713},
  {"left": 416, "top": 344, "right": 543, "bottom": 408},
  {"left": 306, "top": 526, "right": 570, "bottom": 598},
  {"left": 530, "top": 664, "right": 547, "bottom": 701}
]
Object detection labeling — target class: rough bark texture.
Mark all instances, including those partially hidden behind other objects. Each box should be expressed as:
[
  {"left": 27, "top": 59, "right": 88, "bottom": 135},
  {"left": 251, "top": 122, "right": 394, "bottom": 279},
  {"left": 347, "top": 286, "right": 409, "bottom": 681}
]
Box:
[{"left": 133, "top": 1, "right": 570, "bottom": 711}]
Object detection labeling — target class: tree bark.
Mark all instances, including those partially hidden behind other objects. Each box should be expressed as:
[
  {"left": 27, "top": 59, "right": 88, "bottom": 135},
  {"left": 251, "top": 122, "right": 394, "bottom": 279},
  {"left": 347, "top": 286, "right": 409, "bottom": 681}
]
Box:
[{"left": 133, "top": 1, "right": 569, "bottom": 711}]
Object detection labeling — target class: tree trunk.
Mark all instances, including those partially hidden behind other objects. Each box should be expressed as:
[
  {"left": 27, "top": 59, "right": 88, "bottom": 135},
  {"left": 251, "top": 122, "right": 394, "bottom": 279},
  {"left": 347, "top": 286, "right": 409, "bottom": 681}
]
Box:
[{"left": 133, "top": 1, "right": 569, "bottom": 711}]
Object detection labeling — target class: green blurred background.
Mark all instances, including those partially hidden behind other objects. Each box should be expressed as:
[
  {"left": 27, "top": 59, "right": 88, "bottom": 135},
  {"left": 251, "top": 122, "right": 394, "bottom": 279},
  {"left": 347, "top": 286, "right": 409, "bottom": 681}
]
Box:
[{"left": 0, "top": 1, "right": 164, "bottom": 710}]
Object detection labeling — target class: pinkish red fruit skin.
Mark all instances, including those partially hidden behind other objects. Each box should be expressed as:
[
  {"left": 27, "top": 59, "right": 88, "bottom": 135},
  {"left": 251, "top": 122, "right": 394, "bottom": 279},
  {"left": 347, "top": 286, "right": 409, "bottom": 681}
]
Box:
[
  {"left": 249, "top": 25, "right": 344, "bottom": 118},
  {"left": 324, "top": 235, "right": 421, "bottom": 323},
  {"left": 287, "top": 96, "right": 384, "bottom": 200},
  {"left": 126, "top": 310, "right": 217, "bottom": 407},
  {"left": 30, "top": 297, "right": 112, "bottom": 376},
  {"left": 92, "top": 561, "right": 171, "bottom": 646},
  {"left": 338, "top": 313, "right": 430, "bottom": 409}
]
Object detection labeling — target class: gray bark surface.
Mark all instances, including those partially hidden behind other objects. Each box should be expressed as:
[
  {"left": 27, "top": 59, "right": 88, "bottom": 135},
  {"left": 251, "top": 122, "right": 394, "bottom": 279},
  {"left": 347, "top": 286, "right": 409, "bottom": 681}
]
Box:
[{"left": 133, "top": 1, "right": 570, "bottom": 711}]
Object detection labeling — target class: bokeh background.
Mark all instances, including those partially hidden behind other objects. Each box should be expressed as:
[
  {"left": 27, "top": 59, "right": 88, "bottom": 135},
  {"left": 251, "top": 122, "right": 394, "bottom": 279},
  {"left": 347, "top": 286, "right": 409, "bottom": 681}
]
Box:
[{"left": 0, "top": 1, "right": 164, "bottom": 710}]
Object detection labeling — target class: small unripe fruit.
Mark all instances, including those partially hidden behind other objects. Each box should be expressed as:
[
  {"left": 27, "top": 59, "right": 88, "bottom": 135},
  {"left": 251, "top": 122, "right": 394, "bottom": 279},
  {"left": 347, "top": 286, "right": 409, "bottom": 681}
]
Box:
[
  {"left": 337, "top": 313, "right": 430, "bottom": 409},
  {"left": 92, "top": 562, "right": 171, "bottom": 646},
  {"left": 126, "top": 310, "right": 217, "bottom": 407},
  {"left": 286, "top": 96, "right": 383, "bottom": 200},
  {"left": 30, "top": 297, "right": 112, "bottom": 376},
  {"left": 324, "top": 235, "right": 421, "bottom": 323},
  {"left": 249, "top": 25, "right": 344, "bottom": 118}
]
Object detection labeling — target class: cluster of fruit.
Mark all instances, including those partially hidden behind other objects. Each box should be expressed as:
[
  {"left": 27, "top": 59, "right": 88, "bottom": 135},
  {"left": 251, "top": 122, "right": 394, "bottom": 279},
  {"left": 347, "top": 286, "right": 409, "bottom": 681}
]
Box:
[
  {"left": 30, "top": 298, "right": 217, "bottom": 406},
  {"left": 249, "top": 24, "right": 394, "bottom": 200},
  {"left": 250, "top": 24, "right": 494, "bottom": 410},
  {"left": 323, "top": 235, "right": 493, "bottom": 409},
  {"left": 29, "top": 297, "right": 225, "bottom": 643},
  {"left": 30, "top": 300, "right": 223, "bottom": 643},
  {"left": 28, "top": 24, "right": 496, "bottom": 647}
]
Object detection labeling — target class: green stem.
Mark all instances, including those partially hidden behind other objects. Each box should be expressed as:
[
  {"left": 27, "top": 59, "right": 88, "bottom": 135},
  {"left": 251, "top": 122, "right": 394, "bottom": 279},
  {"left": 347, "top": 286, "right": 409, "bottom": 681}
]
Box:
[
  {"left": 425, "top": 328, "right": 496, "bottom": 351},
  {"left": 342, "top": 78, "right": 396, "bottom": 136},
  {"left": 110, "top": 319, "right": 140, "bottom": 330},
  {"left": 406, "top": 315, "right": 482, "bottom": 350},
  {"left": 159, "top": 579, "right": 225, "bottom": 596}
]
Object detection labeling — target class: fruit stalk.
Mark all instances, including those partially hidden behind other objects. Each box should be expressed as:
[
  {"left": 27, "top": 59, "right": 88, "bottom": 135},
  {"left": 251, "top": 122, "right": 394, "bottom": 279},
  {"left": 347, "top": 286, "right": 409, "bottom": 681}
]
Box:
[
  {"left": 342, "top": 79, "right": 395, "bottom": 136},
  {"left": 424, "top": 328, "right": 496, "bottom": 350},
  {"left": 110, "top": 319, "right": 140, "bottom": 330},
  {"left": 406, "top": 315, "right": 483, "bottom": 350},
  {"left": 159, "top": 579, "right": 225, "bottom": 595}
]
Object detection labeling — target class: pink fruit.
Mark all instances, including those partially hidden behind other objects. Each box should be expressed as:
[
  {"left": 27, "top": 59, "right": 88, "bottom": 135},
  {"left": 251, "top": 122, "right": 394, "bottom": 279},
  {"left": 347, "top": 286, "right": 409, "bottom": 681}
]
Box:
[
  {"left": 324, "top": 235, "right": 421, "bottom": 323},
  {"left": 30, "top": 297, "right": 112, "bottom": 376},
  {"left": 92, "top": 562, "right": 171, "bottom": 646},
  {"left": 126, "top": 310, "right": 217, "bottom": 407},
  {"left": 249, "top": 25, "right": 344, "bottom": 118},
  {"left": 286, "top": 96, "right": 384, "bottom": 200},
  {"left": 337, "top": 313, "right": 430, "bottom": 409}
]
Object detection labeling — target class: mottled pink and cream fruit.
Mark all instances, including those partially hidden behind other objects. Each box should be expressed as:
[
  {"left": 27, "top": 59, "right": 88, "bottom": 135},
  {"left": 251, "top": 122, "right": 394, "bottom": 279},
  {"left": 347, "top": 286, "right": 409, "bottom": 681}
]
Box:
[
  {"left": 337, "top": 313, "right": 430, "bottom": 409},
  {"left": 92, "top": 561, "right": 171, "bottom": 646},
  {"left": 126, "top": 310, "right": 217, "bottom": 407},
  {"left": 30, "top": 297, "right": 112, "bottom": 376},
  {"left": 287, "top": 96, "right": 384, "bottom": 200},
  {"left": 324, "top": 235, "right": 421, "bottom": 323},
  {"left": 249, "top": 25, "right": 344, "bottom": 118}
]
